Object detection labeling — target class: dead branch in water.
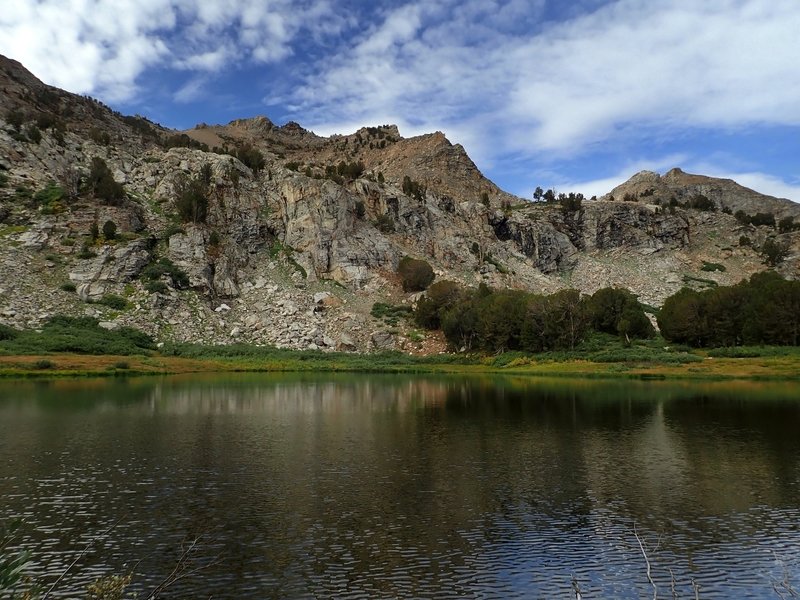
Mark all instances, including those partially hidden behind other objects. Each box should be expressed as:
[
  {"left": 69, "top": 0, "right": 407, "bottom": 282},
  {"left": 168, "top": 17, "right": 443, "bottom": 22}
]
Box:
[{"left": 634, "top": 524, "right": 657, "bottom": 600}]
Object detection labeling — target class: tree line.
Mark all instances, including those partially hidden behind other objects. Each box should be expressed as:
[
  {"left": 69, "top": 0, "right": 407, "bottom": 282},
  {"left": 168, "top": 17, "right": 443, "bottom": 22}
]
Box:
[
  {"left": 411, "top": 271, "right": 799, "bottom": 352},
  {"left": 414, "top": 282, "right": 654, "bottom": 352},
  {"left": 658, "top": 271, "right": 800, "bottom": 347}
]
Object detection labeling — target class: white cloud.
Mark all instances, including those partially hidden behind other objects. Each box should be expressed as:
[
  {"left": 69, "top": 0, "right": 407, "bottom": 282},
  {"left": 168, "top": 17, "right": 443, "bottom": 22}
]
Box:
[
  {"left": 0, "top": 0, "right": 335, "bottom": 101},
  {"left": 289, "top": 0, "right": 800, "bottom": 164},
  {"left": 686, "top": 167, "right": 800, "bottom": 203},
  {"left": 534, "top": 158, "right": 800, "bottom": 204},
  {"left": 541, "top": 154, "right": 690, "bottom": 199}
]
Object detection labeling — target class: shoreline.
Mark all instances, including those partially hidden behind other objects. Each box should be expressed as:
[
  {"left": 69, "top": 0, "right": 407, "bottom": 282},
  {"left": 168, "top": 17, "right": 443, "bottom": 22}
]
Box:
[{"left": 2, "top": 351, "right": 799, "bottom": 381}]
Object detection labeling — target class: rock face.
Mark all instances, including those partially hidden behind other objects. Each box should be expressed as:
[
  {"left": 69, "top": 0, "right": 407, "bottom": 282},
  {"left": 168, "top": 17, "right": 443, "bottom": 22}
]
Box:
[{"left": 1, "top": 53, "right": 798, "bottom": 351}]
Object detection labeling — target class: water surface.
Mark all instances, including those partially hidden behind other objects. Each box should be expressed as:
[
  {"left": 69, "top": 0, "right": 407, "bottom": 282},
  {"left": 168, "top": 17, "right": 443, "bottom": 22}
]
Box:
[{"left": 1, "top": 374, "right": 799, "bottom": 598}]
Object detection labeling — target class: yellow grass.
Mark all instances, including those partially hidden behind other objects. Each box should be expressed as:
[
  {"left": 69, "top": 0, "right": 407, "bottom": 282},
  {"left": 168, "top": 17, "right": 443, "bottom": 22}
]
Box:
[{"left": 1, "top": 352, "right": 799, "bottom": 381}]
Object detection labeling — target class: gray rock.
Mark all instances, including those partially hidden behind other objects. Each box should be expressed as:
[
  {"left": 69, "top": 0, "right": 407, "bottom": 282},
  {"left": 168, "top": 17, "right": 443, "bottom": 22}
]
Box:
[{"left": 371, "top": 330, "right": 396, "bottom": 351}]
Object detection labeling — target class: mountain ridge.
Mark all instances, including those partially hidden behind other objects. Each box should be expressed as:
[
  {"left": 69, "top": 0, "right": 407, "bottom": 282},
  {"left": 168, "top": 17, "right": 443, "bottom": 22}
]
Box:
[{"left": 1, "top": 53, "right": 798, "bottom": 352}]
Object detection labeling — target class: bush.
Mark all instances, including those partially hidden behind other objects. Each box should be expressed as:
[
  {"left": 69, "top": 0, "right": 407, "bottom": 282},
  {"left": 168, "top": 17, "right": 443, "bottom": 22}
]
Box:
[
  {"left": 375, "top": 214, "right": 395, "bottom": 233},
  {"left": 88, "top": 157, "right": 125, "bottom": 205},
  {"left": 0, "top": 323, "right": 18, "bottom": 340},
  {"left": 354, "top": 200, "right": 366, "bottom": 218},
  {"left": 60, "top": 282, "right": 77, "bottom": 292},
  {"left": 77, "top": 244, "right": 97, "bottom": 259},
  {"left": 102, "top": 220, "right": 117, "bottom": 241},
  {"left": 760, "top": 238, "right": 789, "bottom": 266},
  {"left": 700, "top": 261, "right": 726, "bottom": 272},
  {"left": 25, "top": 124, "right": 42, "bottom": 144},
  {"left": 145, "top": 280, "right": 168, "bottom": 294},
  {"left": 5, "top": 109, "right": 24, "bottom": 131},
  {"left": 687, "top": 194, "right": 715, "bottom": 211},
  {"left": 89, "top": 127, "right": 111, "bottom": 145},
  {"left": 398, "top": 256, "right": 435, "bottom": 292},
  {"left": 0, "top": 315, "right": 156, "bottom": 355},
  {"left": 778, "top": 216, "right": 797, "bottom": 233},
  {"left": 337, "top": 161, "right": 364, "bottom": 180},
  {"left": 371, "top": 302, "right": 413, "bottom": 326},
  {"left": 175, "top": 176, "right": 208, "bottom": 223},
  {"left": 33, "top": 182, "right": 65, "bottom": 205},
  {"left": 142, "top": 257, "right": 190, "bottom": 289},
  {"left": 97, "top": 294, "right": 128, "bottom": 310},
  {"left": 236, "top": 144, "right": 265, "bottom": 174},
  {"left": 415, "top": 280, "right": 461, "bottom": 329},
  {"left": 402, "top": 176, "right": 425, "bottom": 201}
]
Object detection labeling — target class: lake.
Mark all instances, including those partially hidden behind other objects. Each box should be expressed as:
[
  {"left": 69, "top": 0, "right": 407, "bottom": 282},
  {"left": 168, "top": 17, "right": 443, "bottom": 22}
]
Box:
[{"left": 1, "top": 374, "right": 799, "bottom": 598}]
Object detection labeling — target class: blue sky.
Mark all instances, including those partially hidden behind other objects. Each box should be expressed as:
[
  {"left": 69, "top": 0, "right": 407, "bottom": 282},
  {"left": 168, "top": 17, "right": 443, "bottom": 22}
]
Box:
[{"left": 2, "top": 0, "right": 799, "bottom": 201}]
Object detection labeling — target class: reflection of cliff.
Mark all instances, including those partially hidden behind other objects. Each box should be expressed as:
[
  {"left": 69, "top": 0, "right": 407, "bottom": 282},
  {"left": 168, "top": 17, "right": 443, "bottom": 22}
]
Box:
[
  {"left": 2, "top": 375, "right": 800, "bottom": 597},
  {"left": 143, "top": 376, "right": 452, "bottom": 416}
]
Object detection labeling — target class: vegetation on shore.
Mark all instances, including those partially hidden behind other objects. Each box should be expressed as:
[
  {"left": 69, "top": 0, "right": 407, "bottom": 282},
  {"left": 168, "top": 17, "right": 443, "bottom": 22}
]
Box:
[
  {"left": 2, "top": 273, "right": 800, "bottom": 381},
  {"left": 1, "top": 329, "right": 799, "bottom": 380}
]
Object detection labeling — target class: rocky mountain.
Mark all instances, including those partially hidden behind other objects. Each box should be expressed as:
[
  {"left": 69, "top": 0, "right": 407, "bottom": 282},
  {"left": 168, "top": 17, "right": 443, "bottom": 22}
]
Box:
[{"left": 1, "top": 54, "right": 798, "bottom": 352}]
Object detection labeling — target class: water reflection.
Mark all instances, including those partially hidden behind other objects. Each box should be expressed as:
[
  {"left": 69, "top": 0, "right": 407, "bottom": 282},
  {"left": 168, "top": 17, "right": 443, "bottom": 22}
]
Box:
[{"left": 1, "top": 375, "right": 799, "bottom": 598}]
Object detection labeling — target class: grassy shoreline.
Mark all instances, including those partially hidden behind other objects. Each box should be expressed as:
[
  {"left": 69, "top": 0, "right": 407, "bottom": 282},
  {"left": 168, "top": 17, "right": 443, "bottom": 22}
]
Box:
[{"left": 2, "top": 348, "right": 799, "bottom": 381}]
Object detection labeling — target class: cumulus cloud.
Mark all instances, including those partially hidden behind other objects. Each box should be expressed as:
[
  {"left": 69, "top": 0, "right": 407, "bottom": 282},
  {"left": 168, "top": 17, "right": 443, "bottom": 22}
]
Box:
[
  {"left": 687, "top": 168, "right": 800, "bottom": 203},
  {"left": 0, "top": 0, "right": 338, "bottom": 101},
  {"left": 291, "top": 0, "right": 800, "bottom": 167}
]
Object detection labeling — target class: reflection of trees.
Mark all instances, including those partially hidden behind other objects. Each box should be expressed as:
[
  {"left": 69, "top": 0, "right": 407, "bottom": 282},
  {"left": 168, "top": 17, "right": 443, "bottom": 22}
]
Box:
[{"left": 2, "top": 375, "right": 799, "bottom": 596}]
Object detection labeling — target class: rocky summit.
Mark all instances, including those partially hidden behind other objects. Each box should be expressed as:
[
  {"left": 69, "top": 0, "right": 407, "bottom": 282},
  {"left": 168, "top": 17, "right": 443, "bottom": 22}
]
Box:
[{"left": 1, "top": 54, "right": 798, "bottom": 352}]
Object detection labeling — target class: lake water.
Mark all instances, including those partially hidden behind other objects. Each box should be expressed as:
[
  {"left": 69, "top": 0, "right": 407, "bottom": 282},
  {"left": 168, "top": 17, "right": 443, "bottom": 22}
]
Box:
[{"left": 1, "top": 374, "right": 799, "bottom": 598}]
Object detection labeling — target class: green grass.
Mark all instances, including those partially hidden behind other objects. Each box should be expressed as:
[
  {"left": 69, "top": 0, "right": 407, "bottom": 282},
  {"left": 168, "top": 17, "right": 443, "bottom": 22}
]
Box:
[
  {"left": 706, "top": 346, "right": 800, "bottom": 358},
  {"left": 0, "top": 316, "right": 155, "bottom": 356},
  {"left": 371, "top": 302, "right": 413, "bottom": 326}
]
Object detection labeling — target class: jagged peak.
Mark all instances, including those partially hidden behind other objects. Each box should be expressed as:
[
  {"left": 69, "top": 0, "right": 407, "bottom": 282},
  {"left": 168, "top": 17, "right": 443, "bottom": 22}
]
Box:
[{"left": 227, "top": 116, "right": 275, "bottom": 131}]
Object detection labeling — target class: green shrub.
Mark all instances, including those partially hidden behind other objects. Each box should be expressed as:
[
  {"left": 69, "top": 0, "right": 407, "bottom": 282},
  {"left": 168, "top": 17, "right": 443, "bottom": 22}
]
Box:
[
  {"left": 375, "top": 214, "right": 395, "bottom": 233},
  {"left": 25, "top": 124, "right": 41, "bottom": 144},
  {"left": 60, "top": 282, "right": 77, "bottom": 292},
  {"left": 354, "top": 200, "right": 366, "bottom": 218},
  {"left": 88, "top": 157, "right": 125, "bottom": 205},
  {"left": 236, "top": 144, "right": 265, "bottom": 174},
  {"left": 141, "top": 257, "right": 190, "bottom": 289},
  {"left": 162, "top": 223, "right": 185, "bottom": 239},
  {"left": 700, "top": 261, "right": 726, "bottom": 272},
  {"left": 145, "top": 280, "right": 168, "bottom": 294},
  {"left": 402, "top": 176, "right": 425, "bottom": 201},
  {"left": 5, "top": 108, "right": 24, "bottom": 131},
  {"left": 398, "top": 256, "right": 435, "bottom": 292},
  {"left": 0, "top": 323, "right": 18, "bottom": 340},
  {"left": 371, "top": 302, "right": 413, "bottom": 326},
  {"left": 175, "top": 176, "right": 208, "bottom": 223},
  {"left": 760, "top": 238, "right": 789, "bottom": 266},
  {"left": 88, "top": 127, "right": 111, "bottom": 145},
  {"left": 34, "top": 359, "right": 54, "bottom": 369},
  {"left": 33, "top": 182, "right": 65, "bottom": 209},
  {"left": 97, "top": 294, "right": 128, "bottom": 310},
  {"left": 77, "top": 244, "right": 97, "bottom": 259},
  {"left": 102, "top": 220, "right": 117, "bottom": 241},
  {"left": 0, "top": 172, "right": 8, "bottom": 187}
]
